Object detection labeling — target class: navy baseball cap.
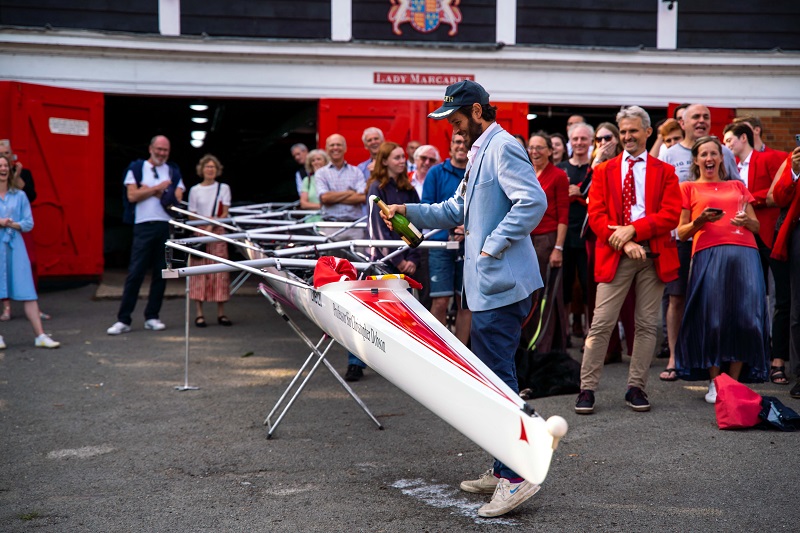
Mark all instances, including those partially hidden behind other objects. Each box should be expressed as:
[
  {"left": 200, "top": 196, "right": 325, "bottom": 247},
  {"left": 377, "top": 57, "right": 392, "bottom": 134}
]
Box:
[{"left": 428, "top": 80, "right": 490, "bottom": 120}]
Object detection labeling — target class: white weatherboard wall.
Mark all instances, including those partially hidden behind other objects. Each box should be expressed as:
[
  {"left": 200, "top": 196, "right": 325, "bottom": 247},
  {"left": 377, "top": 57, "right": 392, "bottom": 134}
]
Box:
[{"left": 1, "top": 29, "right": 799, "bottom": 108}]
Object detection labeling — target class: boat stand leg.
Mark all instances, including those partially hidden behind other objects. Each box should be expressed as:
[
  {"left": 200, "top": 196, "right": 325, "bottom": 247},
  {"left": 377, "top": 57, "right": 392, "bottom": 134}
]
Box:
[
  {"left": 265, "top": 337, "right": 337, "bottom": 439},
  {"left": 263, "top": 335, "right": 330, "bottom": 425},
  {"left": 259, "top": 286, "right": 383, "bottom": 437}
]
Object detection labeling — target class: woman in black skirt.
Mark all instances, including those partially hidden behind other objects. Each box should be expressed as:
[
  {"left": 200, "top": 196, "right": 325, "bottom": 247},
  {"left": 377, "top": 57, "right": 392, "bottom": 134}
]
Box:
[{"left": 674, "top": 136, "right": 769, "bottom": 403}]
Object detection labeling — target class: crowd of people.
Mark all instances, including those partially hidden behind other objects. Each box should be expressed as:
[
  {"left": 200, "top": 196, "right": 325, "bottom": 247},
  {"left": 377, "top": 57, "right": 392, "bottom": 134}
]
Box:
[
  {"left": 92, "top": 96, "right": 800, "bottom": 413},
  {"left": 3, "top": 79, "right": 799, "bottom": 519},
  {"left": 283, "top": 102, "right": 800, "bottom": 416}
]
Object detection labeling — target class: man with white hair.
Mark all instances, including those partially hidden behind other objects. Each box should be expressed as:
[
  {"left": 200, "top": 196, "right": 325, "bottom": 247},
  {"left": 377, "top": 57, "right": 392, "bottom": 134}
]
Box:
[
  {"left": 575, "top": 106, "right": 681, "bottom": 415},
  {"left": 410, "top": 144, "right": 441, "bottom": 198},
  {"left": 357, "top": 127, "right": 385, "bottom": 178}
]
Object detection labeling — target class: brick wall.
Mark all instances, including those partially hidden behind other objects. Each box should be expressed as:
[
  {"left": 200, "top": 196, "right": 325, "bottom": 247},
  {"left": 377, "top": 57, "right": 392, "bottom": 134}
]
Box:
[{"left": 736, "top": 108, "right": 800, "bottom": 153}]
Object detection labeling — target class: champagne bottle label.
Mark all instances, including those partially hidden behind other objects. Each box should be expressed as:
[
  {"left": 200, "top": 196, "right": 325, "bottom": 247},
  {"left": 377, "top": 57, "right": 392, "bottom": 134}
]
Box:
[
  {"left": 406, "top": 222, "right": 423, "bottom": 239},
  {"left": 370, "top": 195, "right": 424, "bottom": 248}
]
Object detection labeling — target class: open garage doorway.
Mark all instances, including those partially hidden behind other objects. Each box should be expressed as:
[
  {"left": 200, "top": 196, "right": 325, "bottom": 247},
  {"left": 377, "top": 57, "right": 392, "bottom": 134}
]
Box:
[{"left": 104, "top": 95, "right": 317, "bottom": 267}]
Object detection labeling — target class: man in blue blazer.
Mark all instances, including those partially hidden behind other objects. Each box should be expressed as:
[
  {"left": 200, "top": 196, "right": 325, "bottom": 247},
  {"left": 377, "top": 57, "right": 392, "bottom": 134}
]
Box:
[{"left": 380, "top": 80, "right": 547, "bottom": 518}]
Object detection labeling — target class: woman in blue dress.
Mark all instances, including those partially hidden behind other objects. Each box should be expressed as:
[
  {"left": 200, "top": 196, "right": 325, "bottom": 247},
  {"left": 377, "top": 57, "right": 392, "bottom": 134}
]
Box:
[{"left": 0, "top": 154, "right": 59, "bottom": 349}]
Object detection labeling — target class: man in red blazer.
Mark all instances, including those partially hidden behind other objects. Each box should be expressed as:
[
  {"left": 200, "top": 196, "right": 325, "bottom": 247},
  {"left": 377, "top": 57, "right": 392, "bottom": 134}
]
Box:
[
  {"left": 770, "top": 147, "right": 800, "bottom": 398},
  {"left": 575, "top": 106, "right": 681, "bottom": 414}
]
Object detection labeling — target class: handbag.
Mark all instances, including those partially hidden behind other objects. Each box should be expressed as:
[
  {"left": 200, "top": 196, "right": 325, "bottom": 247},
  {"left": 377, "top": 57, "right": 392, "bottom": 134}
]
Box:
[
  {"left": 186, "top": 183, "right": 221, "bottom": 252},
  {"left": 714, "top": 373, "right": 763, "bottom": 430}
]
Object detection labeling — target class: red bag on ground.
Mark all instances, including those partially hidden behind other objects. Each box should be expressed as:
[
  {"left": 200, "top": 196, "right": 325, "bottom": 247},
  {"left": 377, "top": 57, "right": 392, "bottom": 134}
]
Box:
[
  {"left": 313, "top": 256, "right": 358, "bottom": 288},
  {"left": 714, "top": 373, "right": 763, "bottom": 430}
]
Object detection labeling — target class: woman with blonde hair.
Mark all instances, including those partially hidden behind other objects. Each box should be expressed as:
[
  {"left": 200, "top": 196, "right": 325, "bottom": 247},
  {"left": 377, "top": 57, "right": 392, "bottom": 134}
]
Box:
[
  {"left": 188, "top": 154, "right": 233, "bottom": 327},
  {"left": 300, "top": 149, "right": 330, "bottom": 211},
  {"left": 0, "top": 154, "right": 59, "bottom": 348}
]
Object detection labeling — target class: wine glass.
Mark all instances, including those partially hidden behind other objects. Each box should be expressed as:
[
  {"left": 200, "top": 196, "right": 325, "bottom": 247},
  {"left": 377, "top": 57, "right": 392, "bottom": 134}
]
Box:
[{"left": 731, "top": 194, "right": 747, "bottom": 235}]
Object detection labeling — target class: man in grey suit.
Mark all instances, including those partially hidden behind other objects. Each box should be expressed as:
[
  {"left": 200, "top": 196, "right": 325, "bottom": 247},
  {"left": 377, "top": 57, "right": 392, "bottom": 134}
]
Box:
[{"left": 380, "top": 80, "right": 547, "bottom": 518}]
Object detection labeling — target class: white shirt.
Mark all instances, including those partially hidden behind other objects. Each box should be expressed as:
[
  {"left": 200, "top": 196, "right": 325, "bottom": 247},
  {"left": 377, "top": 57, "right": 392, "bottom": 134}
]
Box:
[
  {"left": 467, "top": 121, "right": 501, "bottom": 171},
  {"left": 188, "top": 181, "right": 231, "bottom": 218},
  {"left": 621, "top": 151, "right": 647, "bottom": 223},
  {"left": 123, "top": 160, "right": 185, "bottom": 224},
  {"left": 410, "top": 172, "right": 424, "bottom": 199},
  {"left": 737, "top": 151, "right": 752, "bottom": 188}
]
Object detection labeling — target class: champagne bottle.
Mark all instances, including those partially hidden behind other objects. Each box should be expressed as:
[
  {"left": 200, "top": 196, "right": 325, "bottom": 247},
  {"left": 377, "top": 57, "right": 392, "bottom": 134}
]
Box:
[{"left": 371, "top": 195, "right": 424, "bottom": 248}]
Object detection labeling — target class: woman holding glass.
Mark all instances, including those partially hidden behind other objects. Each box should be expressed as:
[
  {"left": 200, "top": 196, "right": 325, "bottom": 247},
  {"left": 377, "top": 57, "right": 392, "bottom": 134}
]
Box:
[
  {"left": 674, "top": 136, "right": 768, "bottom": 402},
  {"left": 188, "top": 155, "right": 232, "bottom": 327}
]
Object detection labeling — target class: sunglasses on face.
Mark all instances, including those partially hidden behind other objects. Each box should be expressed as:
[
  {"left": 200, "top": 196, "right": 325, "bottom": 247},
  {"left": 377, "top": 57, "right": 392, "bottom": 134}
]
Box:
[
  {"left": 595, "top": 135, "right": 614, "bottom": 143},
  {"left": 418, "top": 156, "right": 436, "bottom": 163}
]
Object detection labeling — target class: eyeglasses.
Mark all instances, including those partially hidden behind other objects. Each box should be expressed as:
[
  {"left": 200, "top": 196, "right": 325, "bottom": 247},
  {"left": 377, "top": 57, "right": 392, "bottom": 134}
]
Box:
[
  {"left": 595, "top": 135, "right": 614, "bottom": 143},
  {"left": 418, "top": 156, "right": 437, "bottom": 163},
  {"left": 527, "top": 145, "right": 548, "bottom": 152},
  {"left": 452, "top": 140, "right": 466, "bottom": 145}
]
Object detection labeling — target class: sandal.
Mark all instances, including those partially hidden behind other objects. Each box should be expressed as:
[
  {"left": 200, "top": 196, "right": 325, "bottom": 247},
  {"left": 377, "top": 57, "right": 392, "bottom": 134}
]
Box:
[
  {"left": 217, "top": 315, "right": 232, "bottom": 327},
  {"left": 195, "top": 316, "right": 207, "bottom": 328},
  {"left": 0, "top": 307, "right": 10, "bottom": 321},
  {"left": 769, "top": 365, "right": 789, "bottom": 385},
  {"left": 659, "top": 368, "right": 678, "bottom": 382}
]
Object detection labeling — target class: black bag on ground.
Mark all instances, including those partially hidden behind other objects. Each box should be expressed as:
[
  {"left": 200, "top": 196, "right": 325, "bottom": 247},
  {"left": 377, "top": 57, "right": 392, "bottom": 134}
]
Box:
[
  {"left": 758, "top": 396, "right": 800, "bottom": 431},
  {"left": 516, "top": 346, "right": 581, "bottom": 400}
]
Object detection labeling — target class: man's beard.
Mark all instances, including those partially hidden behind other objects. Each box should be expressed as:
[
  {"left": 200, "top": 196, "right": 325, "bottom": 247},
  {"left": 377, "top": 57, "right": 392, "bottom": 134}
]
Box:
[{"left": 465, "top": 116, "right": 483, "bottom": 149}]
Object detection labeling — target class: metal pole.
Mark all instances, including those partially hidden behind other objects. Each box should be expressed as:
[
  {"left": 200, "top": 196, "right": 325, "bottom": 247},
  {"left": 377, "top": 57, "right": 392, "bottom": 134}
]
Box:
[{"left": 175, "top": 275, "right": 199, "bottom": 391}]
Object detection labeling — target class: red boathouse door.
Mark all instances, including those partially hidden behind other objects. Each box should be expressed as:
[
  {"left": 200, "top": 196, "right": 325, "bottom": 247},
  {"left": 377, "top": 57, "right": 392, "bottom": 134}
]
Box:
[{"left": 0, "top": 81, "right": 105, "bottom": 279}]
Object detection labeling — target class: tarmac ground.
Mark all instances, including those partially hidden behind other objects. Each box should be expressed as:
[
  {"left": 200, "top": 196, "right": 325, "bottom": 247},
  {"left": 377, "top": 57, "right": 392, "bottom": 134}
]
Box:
[{"left": 1, "top": 274, "right": 798, "bottom": 532}]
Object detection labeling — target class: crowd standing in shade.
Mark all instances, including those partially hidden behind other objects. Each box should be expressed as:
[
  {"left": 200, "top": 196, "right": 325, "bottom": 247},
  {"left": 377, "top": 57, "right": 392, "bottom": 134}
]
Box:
[{"left": 279, "top": 103, "right": 799, "bottom": 406}]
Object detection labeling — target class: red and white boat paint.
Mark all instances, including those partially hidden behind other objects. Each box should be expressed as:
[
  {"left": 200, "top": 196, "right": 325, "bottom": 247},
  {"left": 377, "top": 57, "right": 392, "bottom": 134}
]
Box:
[{"left": 267, "top": 272, "right": 567, "bottom": 485}]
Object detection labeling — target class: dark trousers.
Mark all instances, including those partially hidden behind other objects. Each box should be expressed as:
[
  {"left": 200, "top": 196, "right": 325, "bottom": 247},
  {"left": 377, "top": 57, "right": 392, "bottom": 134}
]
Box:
[
  {"left": 117, "top": 221, "right": 170, "bottom": 325},
  {"left": 789, "top": 224, "right": 800, "bottom": 377},
  {"left": 770, "top": 255, "right": 791, "bottom": 363},
  {"left": 471, "top": 294, "right": 532, "bottom": 480}
]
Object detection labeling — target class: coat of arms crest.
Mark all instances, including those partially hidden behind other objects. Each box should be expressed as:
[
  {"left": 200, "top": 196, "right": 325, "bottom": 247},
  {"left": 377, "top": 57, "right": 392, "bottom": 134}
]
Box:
[{"left": 388, "top": 0, "right": 462, "bottom": 36}]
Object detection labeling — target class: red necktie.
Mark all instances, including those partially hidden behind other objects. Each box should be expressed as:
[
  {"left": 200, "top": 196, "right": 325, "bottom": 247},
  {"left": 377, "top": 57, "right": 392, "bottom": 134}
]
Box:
[{"left": 623, "top": 156, "right": 642, "bottom": 225}]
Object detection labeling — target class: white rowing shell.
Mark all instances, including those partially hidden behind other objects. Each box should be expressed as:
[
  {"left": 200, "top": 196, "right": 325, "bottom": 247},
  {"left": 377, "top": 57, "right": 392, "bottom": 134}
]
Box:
[{"left": 268, "top": 275, "right": 565, "bottom": 485}]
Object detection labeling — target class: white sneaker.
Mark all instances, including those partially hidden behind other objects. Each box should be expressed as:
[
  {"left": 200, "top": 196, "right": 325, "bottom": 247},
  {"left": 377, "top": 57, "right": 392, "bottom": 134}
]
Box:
[
  {"left": 460, "top": 469, "right": 499, "bottom": 494},
  {"left": 144, "top": 319, "right": 166, "bottom": 331},
  {"left": 478, "top": 478, "right": 541, "bottom": 518},
  {"left": 705, "top": 381, "right": 717, "bottom": 404},
  {"left": 35, "top": 334, "right": 60, "bottom": 349},
  {"left": 107, "top": 322, "right": 131, "bottom": 335},
  {"left": 0, "top": 335, "right": 6, "bottom": 349}
]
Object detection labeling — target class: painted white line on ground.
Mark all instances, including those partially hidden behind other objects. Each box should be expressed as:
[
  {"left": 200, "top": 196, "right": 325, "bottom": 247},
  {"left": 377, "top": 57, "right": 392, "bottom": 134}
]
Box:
[
  {"left": 46, "top": 444, "right": 115, "bottom": 459},
  {"left": 391, "top": 478, "right": 517, "bottom": 526}
]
